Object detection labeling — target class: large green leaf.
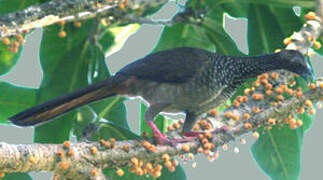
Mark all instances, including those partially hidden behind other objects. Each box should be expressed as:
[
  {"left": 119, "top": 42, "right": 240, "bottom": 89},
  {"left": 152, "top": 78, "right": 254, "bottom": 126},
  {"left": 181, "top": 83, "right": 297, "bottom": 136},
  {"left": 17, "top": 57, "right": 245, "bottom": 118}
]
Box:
[
  {"left": 0, "top": 82, "right": 36, "bottom": 123},
  {"left": 251, "top": 126, "right": 303, "bottom": 180},
  {"left": 153, "top": 23, "right": 215, "bottom": 53},
  {"left": 1, "top": 173, "right": 33, "bottom": 180},
  {"left": 248, "top": 4, "right": 316, "bottom": 180},
  {"left": 34, "top": 20, "right": 126, "bottom": 143}
]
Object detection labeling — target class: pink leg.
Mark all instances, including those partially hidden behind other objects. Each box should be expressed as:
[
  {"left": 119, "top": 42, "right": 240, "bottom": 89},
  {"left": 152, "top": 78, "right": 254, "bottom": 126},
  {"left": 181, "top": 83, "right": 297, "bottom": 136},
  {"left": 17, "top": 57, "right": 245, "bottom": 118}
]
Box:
[
  {"left": 183, "top": 131, "right": 206, "bottom": 137},
  {"left": 147, "top": 120, "right": 168, "bottom": 143}
]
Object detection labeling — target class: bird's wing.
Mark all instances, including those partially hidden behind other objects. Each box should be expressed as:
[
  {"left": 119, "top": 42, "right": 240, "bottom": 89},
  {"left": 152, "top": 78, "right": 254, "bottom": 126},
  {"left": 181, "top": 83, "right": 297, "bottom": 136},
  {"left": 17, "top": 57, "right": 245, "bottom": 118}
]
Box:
[{"left": 117, "top": 47, "right": 214, "bottom": 83}]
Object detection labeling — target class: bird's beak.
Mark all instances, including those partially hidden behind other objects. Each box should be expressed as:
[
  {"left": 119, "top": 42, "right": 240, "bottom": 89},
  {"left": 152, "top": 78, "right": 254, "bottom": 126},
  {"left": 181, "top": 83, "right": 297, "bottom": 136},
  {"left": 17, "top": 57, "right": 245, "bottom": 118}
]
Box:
[{"left": 301, "top": 70, "right": 315, "bottom": 84}]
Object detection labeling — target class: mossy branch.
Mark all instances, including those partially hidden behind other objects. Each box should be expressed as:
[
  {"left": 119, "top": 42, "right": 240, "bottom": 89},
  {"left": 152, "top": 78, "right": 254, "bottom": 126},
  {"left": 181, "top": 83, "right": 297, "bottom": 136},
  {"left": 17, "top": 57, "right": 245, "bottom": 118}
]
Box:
[{"left": 0, "top": 0, "right": 168, "bottom": 38}]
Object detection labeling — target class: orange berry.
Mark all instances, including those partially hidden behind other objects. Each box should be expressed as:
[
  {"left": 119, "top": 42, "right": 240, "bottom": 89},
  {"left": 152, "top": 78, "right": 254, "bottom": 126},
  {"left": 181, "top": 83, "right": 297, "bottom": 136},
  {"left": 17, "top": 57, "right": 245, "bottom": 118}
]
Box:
[
  {"left": 271, "top": 72, "right": 279, "bottom": 80},
  {"left": 198, "top": 134, "right": 204, "bottom": 140},
  {"left": 202, "top": 138, "right": 209, "bottom": 144},
  {"left": 266, "top": 83, "right": 273, "bottom": 89},
  {"left": 266, "top": 90, "right": 272, "bottom": 96},
  {"left": 131, "top": 157, "right": 138, "bottom": 166},
  {"left": 188, "top": 153, "right": 194, "bottom": 160},
  {"left": 90, "top": 169, "right": 97, "bottom": 177},
  {"left": 68, "top": 150, "right": 74, "bottom": 157},
  {"left": 149, "top": 145, "right": 156, "bottom": 152},
  {"left": 210, "top": 109, "right": 218, "bottom": 116},
  {"left": 197, "top": 147, "right": 204, "bottom": 153},
  {"left": 193, "top": 124, "right": 200, "bottom": 131},
  {"left": 13, "top": 41, "right": 19, "bottom": 48},
  {"left": 309, "top": 108, "right": 316, "bottom": 115},
  {"left": 243, "top": 113, "right": 250, "bottom": 120},
  {"left": 29, "top": 156, "right": 36, "bottom": 163},
  {"left": 2, "top": 37, "right": 10, "bottom": 45},
  {"left": 182, "top": 144, "right": 190, "bottom": 152},
  {"left": 253, "top": 107, "right": 260, "bottom": 113},
  {"left": 205, "top": 132, "right": 213, "bottom": 139},
  {"left": 244, "top": 88, "right": 251, "bottom": 95},
  {"left": 253, "top": 132, "right": 260, "bottom": 139},
  {"left": 74, "top": 21, "right": 82, "bottom": 27},
  {"left": 304, "top": 11, "right": 316, "bottom": 20},
  {"left": 153, "top": 171, "right": 161, "bottom": 178},
  {"left": 277, "top": 95, "right": 284, "bottom": 101},
  {"left": 319, "top": 82, "right": 323, "bottom": 88},
  {"left": 172, "top": 159, "right": 179, "bottom": 167},
  {"left": 57, "top": 149, "right": 65, "bottom": 158},
  {"left": 296, "top": 120, "right": 303, "bottom": 127},
  {"left": 309, "top": 83, "right": 316, "bottom": 89},
  {"left": 0, "top": 172, "right": 4, "bottom": 178},
  {"left": 232, "top": 114, "right": 239, "bottom": 121},
  {"left": 298, "top": 107, "right": 305, "bottom": 114},
  {"left": 136, "top": 168, "right": 144, "bottom": 176},
  {"left": 275, "top": 87, "right": 283, "bottom": 94},
  {"left": 268, "top": 118, "right": 276, "bottom": 125},
  {"left": 123, "top": 145, "right": 130, "bottom": 152},
  {"left": 304, "top": 100, "right": 313, "bottom": 107},
  {"left": 58, "top": 21, "right": 65, "bottom": 26},
  {"left": 90, "top": 146, "right": 98, "bottom": 155},
  {"left": 145, "top": 163, "right": 153, "bottom": 170},
  {"left": 116, "top": 168, "right": 124, "bottom": 177},
  {"left": 109, "top": 138, "right": 116, "bottom": 144},
  {"left": 168, "top": 166, "right": 176, "bottom": 172},
  {"left": 283, "top": 37, "right": 292, "bottom": 45},
  {"left": 287, "top": 89, "right": 294, "bottom": 95},
  {"left": 296, "top": 91, "right": 303, "bottom": 98},
  {"left": 242, "top": 96, "right": 248, "bottom": 102},
  {"left": 233, "top": 100, "right": 240, "bottom": 107},
  {"left": 58, "top": 31, "right": 66, "bottom": 38},
  {"left": 164, "top": 160, "right": 172, "bottom": 168},
  {"left": 225, "top": 111, "right": 232, "bottom": 118},
  {"left": 314, "top": 41, "right": 322, "bottom": 50},
  {"left": 290, "top": 123, "right": 297, "bottom": 129},
  {"left": 162, "top": 153, "right": 170, "bottom": 161},
  {"left": 155, "top": 164, "right": 163, "bottom": 171},
  {"left": 63, "top": 141, "right": 70, "bottom": 148},
  {"left": 173, "top": 122, "right": 180, "bottom": 129},
  {"left": 244, "top": 123, "right": 252, "bottom": 129},
  {"left": 60, "top": 161, "right": 68, "bottom": 169}
]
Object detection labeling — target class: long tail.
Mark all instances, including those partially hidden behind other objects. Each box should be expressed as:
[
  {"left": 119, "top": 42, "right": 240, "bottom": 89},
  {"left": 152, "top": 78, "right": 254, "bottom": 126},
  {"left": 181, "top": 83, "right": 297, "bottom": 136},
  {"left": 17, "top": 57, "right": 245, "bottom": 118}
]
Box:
[{"left": 9, "top": 76, "right": 123, "bottom": 126}]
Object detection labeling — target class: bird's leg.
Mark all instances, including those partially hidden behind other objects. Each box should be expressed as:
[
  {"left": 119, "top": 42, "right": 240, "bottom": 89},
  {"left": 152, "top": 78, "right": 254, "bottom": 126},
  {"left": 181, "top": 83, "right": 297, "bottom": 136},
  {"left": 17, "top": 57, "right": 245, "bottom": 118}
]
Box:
[
  {"left": 169, "top": 111, "right": 201, "bottom": 143},
  {"left": 144, "top": 104, "right": 169, "bottom": 144}
]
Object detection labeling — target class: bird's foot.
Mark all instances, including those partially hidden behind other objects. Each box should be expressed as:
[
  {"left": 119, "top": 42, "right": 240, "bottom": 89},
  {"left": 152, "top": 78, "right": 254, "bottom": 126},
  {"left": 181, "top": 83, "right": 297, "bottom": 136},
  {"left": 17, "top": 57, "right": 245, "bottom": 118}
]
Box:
[{"left": 183, "top": 131, "right": 206, "bottom": 137}]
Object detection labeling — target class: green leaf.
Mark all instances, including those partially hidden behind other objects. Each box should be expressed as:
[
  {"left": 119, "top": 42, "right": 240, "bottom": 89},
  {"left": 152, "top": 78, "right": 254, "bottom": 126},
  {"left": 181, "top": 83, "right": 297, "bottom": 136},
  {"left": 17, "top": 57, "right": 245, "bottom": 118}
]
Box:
[
  {"left": 153, "top": 23, "right": 215, "bottom": 53},
  {"left": 251, "top": 126, "right": 303, "bottom": 180},
  {"left": 247, "top": 4, "right": 316, "bottom": 180},
  {"left": 34, "top": 20, "right": 127, "bottom": 143},
  {"left": 0, "top": 0, "right": 40, "bottom": 15},
  {"left": 0, "top": 82, "right": 36, "bottom": 123},
  {"left": 0, "top": 42, "right": 23, "bottom": 76},
  {"left": 159, "top": 165, "right": 187, "bottom": 180},
  {"left": 248, "top": 4, "right": 284, "bottom": 55},
  {"left": 202, "top": 18, "right": 244, "bottom": 56},
  {"left": 2, "top": 173, "right": 33, "bottom": 180}
]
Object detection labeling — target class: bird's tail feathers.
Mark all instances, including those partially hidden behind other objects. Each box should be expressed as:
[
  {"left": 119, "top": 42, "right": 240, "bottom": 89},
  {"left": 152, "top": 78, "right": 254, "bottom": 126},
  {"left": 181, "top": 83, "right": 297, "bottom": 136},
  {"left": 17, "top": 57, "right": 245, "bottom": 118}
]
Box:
[{"left": 9, "top": 76, "right": 122, "bottom": 126}]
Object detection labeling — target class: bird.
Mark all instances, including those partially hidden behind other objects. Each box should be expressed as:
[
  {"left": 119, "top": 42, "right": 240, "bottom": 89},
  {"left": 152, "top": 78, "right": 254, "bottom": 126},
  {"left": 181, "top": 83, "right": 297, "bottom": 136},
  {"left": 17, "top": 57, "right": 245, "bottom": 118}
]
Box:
[{"left": 9, "top": 47, "right": 313, "bottom": 143}]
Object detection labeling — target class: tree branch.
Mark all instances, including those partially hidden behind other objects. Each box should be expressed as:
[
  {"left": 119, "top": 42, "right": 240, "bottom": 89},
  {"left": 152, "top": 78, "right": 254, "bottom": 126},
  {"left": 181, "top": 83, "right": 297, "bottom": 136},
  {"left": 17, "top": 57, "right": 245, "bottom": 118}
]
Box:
[{"left": 0, "top": 0, "right": 168, "bottom": 38}]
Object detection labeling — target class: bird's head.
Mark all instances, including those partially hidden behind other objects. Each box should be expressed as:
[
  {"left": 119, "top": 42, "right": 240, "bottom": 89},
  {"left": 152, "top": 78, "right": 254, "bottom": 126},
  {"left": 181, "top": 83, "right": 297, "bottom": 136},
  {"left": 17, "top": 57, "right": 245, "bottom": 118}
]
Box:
[{"left": 278, "top": 50, "right": 314, "bottom": 83}]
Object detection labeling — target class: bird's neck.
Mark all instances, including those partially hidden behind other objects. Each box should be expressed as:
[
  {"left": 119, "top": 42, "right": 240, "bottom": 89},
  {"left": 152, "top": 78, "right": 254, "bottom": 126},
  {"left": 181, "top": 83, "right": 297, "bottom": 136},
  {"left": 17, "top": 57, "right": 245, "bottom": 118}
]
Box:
[{"left": 238, "top": 53, "right": 282, "bottom": 80}]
